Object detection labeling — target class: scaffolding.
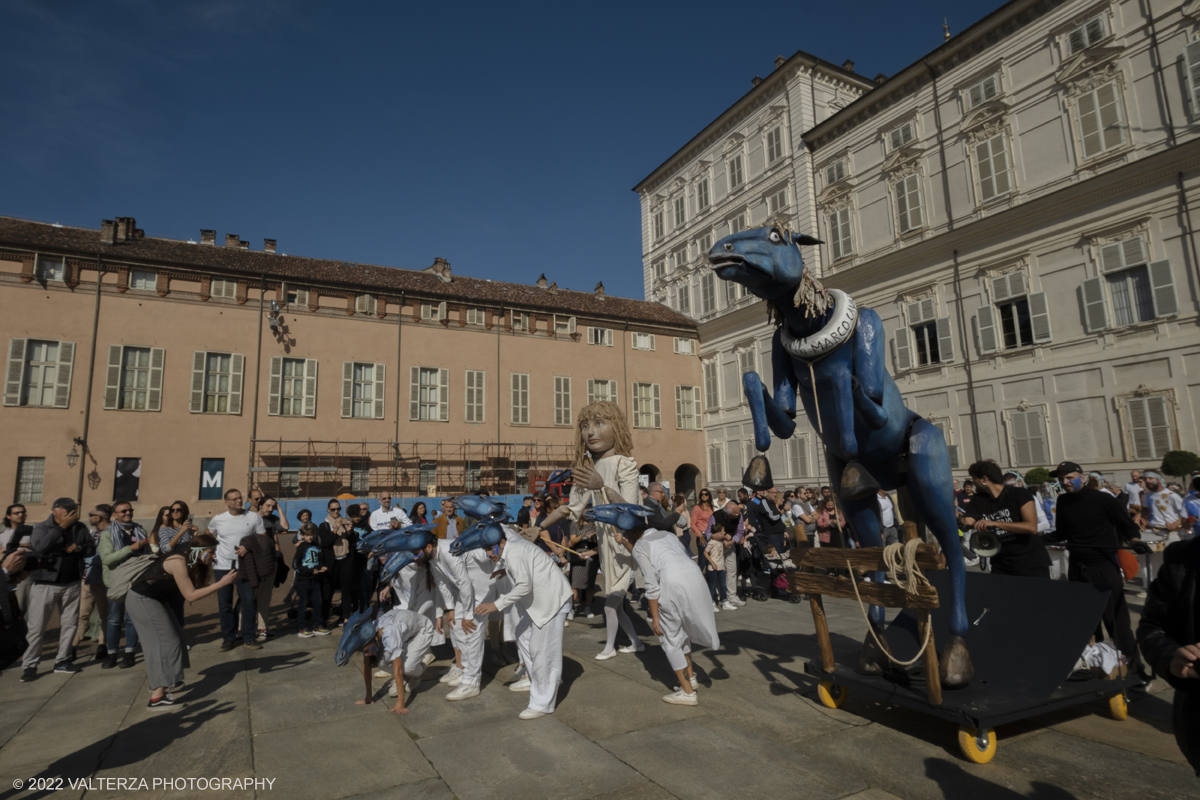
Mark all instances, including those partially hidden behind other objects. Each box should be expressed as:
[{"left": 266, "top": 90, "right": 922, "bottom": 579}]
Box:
[{"left": 249, "top": 439, "right": 574, "bottom": 500}]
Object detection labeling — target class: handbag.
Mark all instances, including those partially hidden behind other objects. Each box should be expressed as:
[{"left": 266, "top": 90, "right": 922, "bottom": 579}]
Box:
[{"left": 275, "top": 552, "right": 290, "bottom": 588}]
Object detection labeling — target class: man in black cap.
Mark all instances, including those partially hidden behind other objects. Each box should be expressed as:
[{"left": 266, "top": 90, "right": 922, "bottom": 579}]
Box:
[
  {"left": 20, "top": 497, "right": 91, "bottom": 681},
  {"left": 1051, "top": 461, "right": 1151, "bottom": 688}
]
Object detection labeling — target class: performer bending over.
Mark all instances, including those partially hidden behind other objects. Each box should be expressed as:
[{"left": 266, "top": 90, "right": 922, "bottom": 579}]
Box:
[
  {"left": 473, "top": 533, "right": 572, "bottom": 720},
  {"left": 424, "top": 538, "right": 483, "bottom": 700},
  {"left": 540, "top": 400, "right": 644, "bottom": 660},
  {"left": 355, "top": 607, "right": 434, "bottom": 715}
]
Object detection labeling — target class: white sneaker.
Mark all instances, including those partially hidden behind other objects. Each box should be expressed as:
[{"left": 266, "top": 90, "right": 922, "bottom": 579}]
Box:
[
  {"left": 422, "top": 652, "right": 436, "bottom": 667},
  {"left": 509, "top": 676, "right": 532, "bottom": 692},
  {"left": 586, "top": 610, "right": 595, "bottom": 618},
  {"left": 388, "top": 680, "right": 408, "bottom": 697},
  {"left": 672, "top": 676, "right": 700, "bottom": 692},
  {"left": 731, "top": 597, "right": 746, "bottom": 606},
  {"left": 617, "top": 643, "right": 645, "bottom": 654},
  {"left": 722, "top": 601, "right": 738, "bottom": 611},
  {"left": 564, "top": 619, "right": 570, "bottom": 628},
  {"left": 374, "top": 668, "right": 391, "bottom": 679},
  {"left": 713, "top": 603, "right": 721, "bottom": 613},
  {"left": 446, "top": 684, "right": 480, "bottom": 701},
  {"left": 663, "top": 688, "right": 698, "bottom": 706},
  {"left": 446, "top": 671, "right": 464, "bottom": 688},
  {"left": 439, "top": 667, "right": 462, "bottom": 684},
  {"left": 519, "top": 707, "right": 547, "bottom": 720},
  {"left": 594, "top": 650, "right": 618, "bottom": 661},
  {"left": 510, "top": 664, "right": 527, "bottom": 682},
  {"left": 566, "top": 608, "right": 575, "bottom": 620}
]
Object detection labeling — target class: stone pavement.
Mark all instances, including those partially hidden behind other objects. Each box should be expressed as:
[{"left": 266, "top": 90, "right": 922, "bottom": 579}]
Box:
[{"left": 0, "top": 583, "right": 1194, "bottom": 800}]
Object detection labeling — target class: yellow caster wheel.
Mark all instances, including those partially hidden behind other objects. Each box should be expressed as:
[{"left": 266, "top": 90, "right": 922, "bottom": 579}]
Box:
[
  {"left": 1109, "top": 693, "right": 1128, "bottom": 721},
  {"left": 817, "top": 680, "right": 848, "bottom": 709},
  {"left": 958, "top": 726, "right": 997, "bottom": 764}
]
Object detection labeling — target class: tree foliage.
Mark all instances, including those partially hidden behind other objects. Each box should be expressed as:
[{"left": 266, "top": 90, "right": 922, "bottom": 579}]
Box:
[
  {"left": 1024, "top": 467, "right": 1051, "bottom": 487},
  {"left": 1160, "top": 450, "right": 1200, "bottom": 480}
]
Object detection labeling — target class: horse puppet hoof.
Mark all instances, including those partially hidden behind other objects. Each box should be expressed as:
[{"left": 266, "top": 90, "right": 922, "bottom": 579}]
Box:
[
  {"left": 939, "top": 634, "right": 974, "bottom": 688},
  {"left": 854, "top": 626, "right": 892, "bottom": 676},
  {"left": 839, "top": 462, "right": 880, "bottom": 501},
  {"left": 742, "top": 455, "right": 774, "bottom": 492}
]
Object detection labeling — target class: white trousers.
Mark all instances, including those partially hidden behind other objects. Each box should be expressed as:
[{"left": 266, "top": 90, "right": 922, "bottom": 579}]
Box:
[
  {"left": 514, "top": 600, "right": 570, "bottom": 713},
  {"left": 452, "top": 612, "right": 487, "bottom": 688},
  {"left": 400, "top": 622, "right": 433, "bottom": 680}
]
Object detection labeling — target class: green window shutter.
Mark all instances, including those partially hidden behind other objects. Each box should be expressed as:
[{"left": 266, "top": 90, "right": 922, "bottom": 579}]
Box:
[
  {"left": 147, "top": 347, "right": 165, "bottom": 411},
  {"left": 4, "top": 338, "right": 26, "bottom": 407},
  {"left": 438, "top": 367, "right": 448, "bottom": 422},
  {"left": 1081, "top": 277, "right": 1109, "bottom": 332},
  {"left": 1028, "top": 292, "right": 1052, "bottom": 343},
  {"left": 409, "top": 366, "right": 420, "bottom": 421},
  {"left": 304, "top": 359, "right": 318, "bottom": 417},
  {"left": 53, "top": 341, "right": 75, "bottom": 408},
  {"left": 228, "top": 353, "right": 244, "bottom": 414},
  {"left": 342, "top": 362, "right": 354, "bottom": 419},
  {"left": 375, "top": 363, "right": 387, "bottom": 419},
  {"left": 190, "top": 351, "right": 206, "bottom": 413},
  {"left": 104, "top": 344, "right": 123, "bottom": 410},
  {"left": 976, "top": 306, "right": 998, "bottom": 354},
  {"left": 894, "top": 327, "right": 912, "bottom": 371},
  {"left": 268, "top": 356, "right": 282, "bottom": 416},
  {"left": 1148, "top": 260, "right": 1178, "bottom": 318}
]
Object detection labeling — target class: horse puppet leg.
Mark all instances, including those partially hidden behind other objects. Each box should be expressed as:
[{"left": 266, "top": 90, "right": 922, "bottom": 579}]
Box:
[
  {"left": 903, "top": 417, "right": 974, "bottom": 688},
  {"left": 742, "top": 371, "right": 796, "bottom": 490}
]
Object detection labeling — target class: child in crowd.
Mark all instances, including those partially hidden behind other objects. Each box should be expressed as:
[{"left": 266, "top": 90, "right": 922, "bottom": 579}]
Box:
[
  {"left": 704, "top": 523, "right": 731, "bottom": 611},
  {"left": 293, "top": 523, "right": 330, "bottom": 638}
]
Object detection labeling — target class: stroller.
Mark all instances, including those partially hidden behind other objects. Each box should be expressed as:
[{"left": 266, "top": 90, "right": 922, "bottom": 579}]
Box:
[{"left": 743, "top": 537, "right": 804, "bottom": 604}]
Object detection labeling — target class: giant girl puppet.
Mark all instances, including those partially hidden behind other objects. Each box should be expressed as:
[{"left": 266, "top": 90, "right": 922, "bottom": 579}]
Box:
[{"left": 537, "top": 400, "right": 646, "bottom": 660}]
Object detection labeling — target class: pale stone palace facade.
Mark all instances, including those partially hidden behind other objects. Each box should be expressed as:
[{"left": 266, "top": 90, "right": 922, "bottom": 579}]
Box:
[{"left": 636, "top": 0, "right": 1200, "bottom": 489}]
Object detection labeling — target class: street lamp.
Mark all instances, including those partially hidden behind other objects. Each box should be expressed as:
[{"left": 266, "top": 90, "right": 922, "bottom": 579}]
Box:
[{"left": 67, "top": 436, "right": 86, "bottom": 467}]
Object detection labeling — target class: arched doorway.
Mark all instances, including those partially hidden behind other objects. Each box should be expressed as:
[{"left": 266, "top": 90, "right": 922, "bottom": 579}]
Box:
[
  {"left": 674, "top": 463, "right": 700, "bottom": 502},
  {"left": 639, "top": 463, "right": 661, "bottom": 482}
]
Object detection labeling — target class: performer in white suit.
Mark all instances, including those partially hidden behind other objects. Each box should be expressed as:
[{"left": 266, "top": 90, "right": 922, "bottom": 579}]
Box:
[
  {"left": 474, "top": 534, "right": 572, "bottom": 720},
  {"left": 425, "top": 539, "right": 485, "bottom": 700}
]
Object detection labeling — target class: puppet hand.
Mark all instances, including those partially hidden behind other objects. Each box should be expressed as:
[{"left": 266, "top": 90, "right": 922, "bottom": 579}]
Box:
[{"left": 574, "top": 463, "right": 604, "bottom": 491}]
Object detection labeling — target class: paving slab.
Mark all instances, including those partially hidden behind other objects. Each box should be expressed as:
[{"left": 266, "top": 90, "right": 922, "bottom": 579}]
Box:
[
  {"left": 1045, "top": 701, "right": 1189, "bottom": 765},
  {"left": 583, "top": 781, "right": 679, "bottom": 800},
  {"left": 0, "top": 703, "right": 130, "bottom": 781},
  {"left": 0, "top": 695, "right": 50, "bottom": 750},
  {"left": 390, "top": 673, "right": 531, "bottom": 740},
  {"left": 418, "top": 716, "right": 644, "bottom": 800},
  {"left": 553, "top": 668, "right": 705, "bottom": 740},
  {"left": 254, "top": 711, "right": 437, "bottom": 800},
  {"left": 600, "top": 716, "right": 867, "bottom": 800},
  {"left": 688, "top": 674, "right": 851, "bottom": 744},
  {"left": 340, "top": 777, "right": 456, "bottom": 800}
]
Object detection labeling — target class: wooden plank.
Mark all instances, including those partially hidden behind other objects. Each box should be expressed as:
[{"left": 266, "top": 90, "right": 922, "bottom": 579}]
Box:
[
  {"left": 810, "top": 594, "right": 836, "bottom": 672},
  {"left": 790, "top": 572, "right": 940, "bottom": 609},
  {"left": 917, "top": 609, "right": 942, "bottom": 707},
  {"left": 799, "top": 545, "right": 942, "bottom": 573}
]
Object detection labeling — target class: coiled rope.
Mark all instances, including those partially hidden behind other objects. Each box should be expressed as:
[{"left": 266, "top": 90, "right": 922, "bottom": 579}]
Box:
[{"left": 847, "top": 539, "right": 933, "bottom": 667}]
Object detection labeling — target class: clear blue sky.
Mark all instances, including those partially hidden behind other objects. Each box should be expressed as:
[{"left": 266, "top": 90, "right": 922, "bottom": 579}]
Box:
[{"left": 3, "top": 0, "right": 1002, "bottom": 301}]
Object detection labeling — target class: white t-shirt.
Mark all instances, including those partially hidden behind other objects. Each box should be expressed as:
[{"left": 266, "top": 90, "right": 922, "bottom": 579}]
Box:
[
  {"left": 878, "top": 494, "right": 896, "bottom": 528},
  {"left": 208, "top": 511, "right": 266, "bottom": 570},
  {"left": 1146, "top": 489, "right": 1185, "bottom": 530},
  {"left": 1123, "top": 483, "right": 1142, "bottom": 507},
  {"left": 369, "top": 506, "right": 411, "bottom": 531}
]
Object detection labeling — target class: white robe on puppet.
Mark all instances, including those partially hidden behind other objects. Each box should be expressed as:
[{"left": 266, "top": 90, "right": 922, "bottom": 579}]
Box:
[
  {"left": 632, "top": 528, "right": 720, "bottom": 671},
  {"left": 566, "top": 455, "right": 638, "bottom": 593}
]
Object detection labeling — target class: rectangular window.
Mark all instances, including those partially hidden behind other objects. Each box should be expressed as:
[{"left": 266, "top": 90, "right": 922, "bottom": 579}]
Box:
[
  {"left": 912, "top": 322, "right": 943, "bottom": 366},
  {"left": 22, "top": 340, "right": 59, "bottom": 407},
  {"left": 511, "top": 311, "right": 528, "bottom": 331},
  {"left": 38, "top": 256, "right": 65, "bottom": 282},
  {"left": 353, "top": 363, "right": 376, "bottom": 418},
  {"left": 700, "top": 272, "right": 716, "bottom": 314},
  {"left": 729, "top": 213, "right": 746, "bottom": 235},
  {"left": 554, "top": 376, "right": 571, "bottom": 425},
  {"left": 105, "top": 345, "right": 163, "bottom": 412},
  {"left": 1010, "top": 409, "right": 1049, "bottom": 467},
  {"left": 1067, "top": 15, "right": 1105, "bottom": 54},
  {"left": 587, "top": 379, "right": 616, "bottom": 404},
  {"left": 632, "top": 333, "right": 655, "bottom": 351},
  {"left": 728, "top": 155, "right": 744, "bottom": 189},
  {"left": 466, "top": 307, "right": 485, "bottom": 326},
  {"left": 1186, "top": 41, "right": 1200, "bottom": 116},
  {"left": 785, "top": 436, "right": 807, "bottom": 478},
  {"left": 421, "top": 302, "right": 446, "bottom": 321},
  {"left": 189, "top": 351, "right": 242, "bottom": 414},
  {"left": 889, "top": 122, "right": 915, "bottom": 150},
  {"left": 708, "top": 444, "right": 724, "bottom": 482},
  {"left": 554, "top": 315, "right": 576, "bottom": 336},
  {"left": 674, "top": 195, "right": 686, "bottom": 229},
  {"left": 465, "top": 461, "right": 482, "bottom": 492},
  {"left": 278, "top": 357, "right": 305, "bottom": 416},
  {"left": 767, "top": 187, "right": 787, "bottom": 214},
  {"left": 1107, "top": 267, "right": 1155, "bottom": 327},
  {"left": 966, "top": 75, "right": 999, "bottom": 109},
  {"left": 1077, "top": 81, "right": 1123, "bottom": 159},
  {"left": 15, "top": 457, "right": 45, "bottom": 503},
  {"left": 703, "top": 360, "right": 719, "bottom": 410},
  {"left": 998, "top": 299, "right": 1034, "bottom": 349},
  {"left": 1127, "top": 396, "right": 1173, "bottom": 460},
  {"left": 515, "top": 461, "right": 531, "bottom": 494},
  {"left": 766, "top": 126, "right": 783, "bottom": 163},
  {"left": 737, "top": 348, "right": 757, "bottom": 377},
  {"left": 416, "top": 367, "right": 439, "bottom": 421},
  {"left": 118, "top": 347, "right": 150, "bottom": 411},
  {"left": 285, "top": 285, "right": 308, "bottom": 307},
  {"left": 675, "top": 385, "right": 701, "bottom": 430},
  {"left": 975, "top": 134, "right": 1011, "bottom": 201},
  {"left": 677, "top": 281, "right": 691, "bottom": 315},
  {"left": 129, "top": 269, "right": 156, "bottom": 291},
  {"left": 674, "top": 338, "right": 696, "bottom": 355},
  {"left": 895, "top": 174, "right": 923, "bottom": 234},
  {"left": 349, "top": 458, "right": 370, "bottom": 494},
  {"left": 465, "top": 369, "right": 485, "bottom": 423},
  {"left": 588, "top": 327, "right": 613, "bottom": 346},
  {"left": 725, "top": 279, "right": 745, "bottom": 305},
  {"left": 511, "top": 373, "right": 529, "bottom": 424},
  {"left": 825, "top": 159, "right": 846, "bottom": 185},
  {"left": 419, "top": 461, "right": 437, "bottom": 491},
  {"left": 211, "top": 279, "right": 236, "bottom": 299},
  {"left": 633, "top": 383, "right": 661, "bottom": 429},
  {"left": 653, "top": 210, "right": 664, "bottom": 240},
  {"left": 204, "top": 352, "right": 231, "bottom": 413},
  {"left": 697, "top": 233, "right": 712, "bottom": 255},
  {"left": 697, "top": 179, "right": 710, "bottom": 211},
  {"left": 280, "top": 456, "right": 302, "bottom": 497},
  {"left": 652, "top": 260, "right": 666, "bottom": 281},
  {"left": 829, "top": 207, "right": 853, "bottom": 261}
]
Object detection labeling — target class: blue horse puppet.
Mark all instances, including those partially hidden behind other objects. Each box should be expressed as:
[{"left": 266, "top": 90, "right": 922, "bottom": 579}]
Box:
[
  {"left": 365, "top": 529, "right": 435, "bottom": 558},
  {"left": 709, "top": 224, "right": 972, "bottom": 687},
  {"left": 582, "top": 503, "right": 652, "bottom": 532},
  {"left": 378, "top": 550, "right": 419, "bottom": 585},
  {"left": 358, "top": 523, "right": 437, "bottom": 555},
  {"left": 335, "top": 606, "right": 378, "bottom": 667}
]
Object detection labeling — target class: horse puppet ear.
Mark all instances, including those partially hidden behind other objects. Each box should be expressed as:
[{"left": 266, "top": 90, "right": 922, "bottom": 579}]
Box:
[{"left": 791, "top": 233, "right": 824, "bottom": 246}]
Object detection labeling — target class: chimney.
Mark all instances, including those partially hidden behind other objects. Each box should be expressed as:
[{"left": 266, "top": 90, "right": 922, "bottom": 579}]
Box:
[
  {"left": 113, "top": 217, "right": 133, "bottom": 243},
  {"left": 594, "top": 281, "right": 605, "bottom": 300},
  {"left": 548, "top": 281, "right": 559, "bottom": 294},
  {"left": 237, "top": 239, "right": 249, "bottom": 250},
  {"left": 200, "top": 229, "right": 216, "bottom": 246},
  {"left": 225, "top": 233, "right": 240, "bottom": 248},
  {"left": 134, "top": 228, "right": 144, "bottom": 240},
  {"left": 536, "top": 274, "right": 548, "bottom": 289},
  {"left": 264, "top": 238, "right": 276, "bottom": 254},
  {"left": 433, "top": 257, "right": 451, "bottom": 282},
  {"left": 842, "top": 60, "right": 855, "bottom": 73},
  {"left": 874, "top": 73, "right": 887, "bottom": 84},
  {"left": 751, "top": 75, "right": 763, "bottom": 87},
  {"left": 122, "top": 218, "right": 136, "bottom": 241},
  {"left": 774, "top": 55, "right": 786, "bottom": 69},
  {"left": 100, "top": 219, "right": 116, "bottom": 246}
]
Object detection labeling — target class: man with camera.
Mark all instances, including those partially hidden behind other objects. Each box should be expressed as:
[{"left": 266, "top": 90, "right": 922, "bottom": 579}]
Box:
[{"left": 19, "top": 497, "right": 91, "bottom": 681}]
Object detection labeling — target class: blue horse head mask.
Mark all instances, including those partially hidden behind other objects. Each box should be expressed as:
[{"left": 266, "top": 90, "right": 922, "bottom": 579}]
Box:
[
  {"left": 334, "top": 607, "right": 377, "bottom": 667},
  {"left": 582, "top": 503, "right": 653, "bottom": 532},
  {"left": 708, "top": 227, "right": 822, "bottom": 300}
]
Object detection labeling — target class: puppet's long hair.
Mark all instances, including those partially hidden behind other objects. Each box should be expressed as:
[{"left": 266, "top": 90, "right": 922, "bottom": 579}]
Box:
[{"left": 573, "top": 400, "right": 634, "bottom": 468}]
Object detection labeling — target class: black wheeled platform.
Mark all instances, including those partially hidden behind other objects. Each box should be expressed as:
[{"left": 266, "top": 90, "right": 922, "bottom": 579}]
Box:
[{"left": 804, "top": 570, "right": 1138, "bottom": 732}]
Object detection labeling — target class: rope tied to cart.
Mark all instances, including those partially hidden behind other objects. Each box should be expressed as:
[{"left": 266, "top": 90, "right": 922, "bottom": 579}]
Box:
[{"left": 847, "top": 539, "right": 933, "bottom": 667}]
